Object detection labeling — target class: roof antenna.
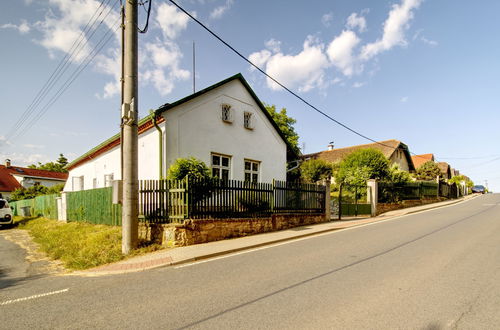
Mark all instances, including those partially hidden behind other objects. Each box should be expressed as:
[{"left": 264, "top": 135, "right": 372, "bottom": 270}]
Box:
[{"left": 192, "top": 41, "right": 196, "bottom": 94}]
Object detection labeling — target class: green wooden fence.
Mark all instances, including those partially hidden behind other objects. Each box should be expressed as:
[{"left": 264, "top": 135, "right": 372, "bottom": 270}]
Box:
[
  {"left": 10, "top": 193, "right": 59, "bottom": 220},
  {"left": 66, "top": 187, "right": 122, "bottom": 226}
]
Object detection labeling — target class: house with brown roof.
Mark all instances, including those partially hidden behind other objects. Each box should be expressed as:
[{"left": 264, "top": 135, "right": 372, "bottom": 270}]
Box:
[
  {"left": 411, "top": 153, "right": 435, "bottom": 170},
  {"left": 302, "top": 139, "right": 416, "bottom": 172},
  {"left": 0, "top": 159, "right": 68, "bottom": 200},
  {"left": 437, "top": 162, "right": 452, "bottom": 180}
]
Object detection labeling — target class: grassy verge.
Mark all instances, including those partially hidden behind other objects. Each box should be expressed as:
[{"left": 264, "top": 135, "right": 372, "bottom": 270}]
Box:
[{"left": 14, "top": 216, "right": 163, "bottom": 270}]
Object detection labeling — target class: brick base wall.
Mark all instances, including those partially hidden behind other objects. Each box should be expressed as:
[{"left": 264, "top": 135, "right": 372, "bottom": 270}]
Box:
[{"left": 139, "top": 214, "right": 327, "bottom": 247}]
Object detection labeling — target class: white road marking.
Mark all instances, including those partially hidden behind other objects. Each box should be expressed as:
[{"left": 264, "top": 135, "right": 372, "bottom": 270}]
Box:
[
  {"left": 174, "top": 197, "right": 479, "bottom": 268},
  {"left": 0, "top": 288, "right": 69, "bottom": 306}
]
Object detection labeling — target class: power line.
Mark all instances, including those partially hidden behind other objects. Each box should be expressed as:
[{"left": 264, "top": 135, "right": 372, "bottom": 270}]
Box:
[
  {"left": 10, "top": 14, "right": 121, "bottom": 141},
  {"left": 6, "top": 0, "right": 119, "bottom": 141},
  {"left": 167, "top": 0, "right": 437, "bottom": 162}
]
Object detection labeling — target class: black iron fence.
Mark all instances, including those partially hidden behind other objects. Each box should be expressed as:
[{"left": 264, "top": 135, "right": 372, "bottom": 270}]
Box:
[
  {"left": 139, "top": 178, "right": 326, "bottom": 223},
  {"left": 377, "top": 181, "right": 463, "bottom": 203}
]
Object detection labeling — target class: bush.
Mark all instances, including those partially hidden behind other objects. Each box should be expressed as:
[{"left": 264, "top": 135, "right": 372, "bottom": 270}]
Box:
[
  {"left": 167, "top": 157, "right": 211, "bottom": 181},
  {"left": 300, "top": 159, "right": 333, "bottom": 183},
  {"left": 336, "top": 148, "right": 390, "bottom": 185}
]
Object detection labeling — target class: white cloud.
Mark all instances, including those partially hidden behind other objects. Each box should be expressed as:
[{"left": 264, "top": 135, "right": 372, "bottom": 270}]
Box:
[
  {"left": 327, "top": 30, "right": 361, "bottom": 76},
  {"left": 248, "top": 49, "right": 271, "bottom": 70},
  {"left": 321, "top": 12, "right": 333, "bottom": 27},
  {"left": 156, "top": 3, "right": 190, "bottom": 39},
  {"left": 23, "top": 144, "right": 45, "bottom": 149},
  {"left": 361, "top": 0, "right": 423, "bottom": 60},
  {"left": 0, "top": 152, "right": 51, "bottom": 167},
  {"left": 265, "top": 38, "right": 281, "bottom": 53},
  {"left": 400, "top": 96, "right": 409, "bottom": 102},
  {"left": 142, "top": 40, "right": 190, "bottom": 96},
  {"left": 352, "top": 82, "right": 365, "bottom": 88},
  {"left": 420, "top": 36, "right": 438, "bottom": 46},
  {"left": 0, "top": 20, "right": 30, "bottom": 34},
  {"left": 210, "top": 0, "right": 234, "bottom": 20},
  {"left": 249, "top": 36, "right": 329, "bottom": 92},
  {"left": 346, "top": 13, "right": 367, "bottom": 33}
]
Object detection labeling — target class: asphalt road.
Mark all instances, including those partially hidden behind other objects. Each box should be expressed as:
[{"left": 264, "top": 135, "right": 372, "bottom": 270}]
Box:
[{"left": 1, "top": 194, "right": 499, "bottom": 329}]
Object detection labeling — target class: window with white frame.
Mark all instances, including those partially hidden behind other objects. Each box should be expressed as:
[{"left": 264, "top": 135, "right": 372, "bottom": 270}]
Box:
[
  {"left": 92, "top": 178, "right": 98, "bottom": 189},
  {"left": 104, "top": 174, "right": 114, "bottom": 187},
  {"left": 72, "top": 176, "right": 84, "bottom": 191},
  {"left": 212, "top": 153, "right": 231, "bottom": 181},
  {"left": 244, "top": 160, "right": 259, "bottom": 182},
  {"left": 221, "top": 104, "right": 233, "bottom": 123},
  {"left": 243, "top": 111, "right": 254, "bottom": 129}
]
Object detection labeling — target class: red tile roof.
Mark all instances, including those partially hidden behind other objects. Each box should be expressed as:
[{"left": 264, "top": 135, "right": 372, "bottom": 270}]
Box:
[
  {"left": 0, "top": 165, "right": 68, "bottom": 193},
  {"left": 411, "top": 154, "right": 435, "bottom": 169}
]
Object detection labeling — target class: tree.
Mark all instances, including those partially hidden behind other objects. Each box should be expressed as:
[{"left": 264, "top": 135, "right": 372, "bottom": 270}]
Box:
[
  {"left": 264, "top": 104, "right": 300, "bottom": 155},
  {"left": 335, "top": 148, "right": 390, "bottom": 185},
  {"left": 415, "top": 161, "right": 441, "bottom": 181},
  {"left": 9, "top": 183, "right": 65, "bottom": 202},
  {"left": 300, "top": 159, "right": 333, "bottom": 183},
  {"left": 28, "top": 153, "right": 69, "bottom": 173},
  {"left": 388, "top": 164, "right": 413, "bottom": 184},
  {"left": 167, "top": 157, "right": 211, "bottom": 181}
]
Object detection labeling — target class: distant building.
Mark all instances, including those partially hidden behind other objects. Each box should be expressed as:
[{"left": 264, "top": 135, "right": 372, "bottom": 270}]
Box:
[
  {"left": 302, "top": 139, "right": 415, "bottom": 172},
  {"left": 0, "top": 159, "right": 68, "bottom": 200},
  {"left": 411, "top": 153, "right": 435, "bottom": 170}
]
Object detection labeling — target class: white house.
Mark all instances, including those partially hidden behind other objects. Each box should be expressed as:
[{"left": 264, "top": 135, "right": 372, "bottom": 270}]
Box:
[{"left": 64, "top": 74, "right": 296, "bottom": 191}]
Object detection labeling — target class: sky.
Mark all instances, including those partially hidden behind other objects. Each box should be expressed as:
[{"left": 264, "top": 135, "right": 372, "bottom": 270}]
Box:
[{"left": 1, "top": 0, "right": 500, "bottom": 191}]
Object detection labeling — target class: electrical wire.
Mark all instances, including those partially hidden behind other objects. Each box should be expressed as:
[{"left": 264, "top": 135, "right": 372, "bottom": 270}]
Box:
[
  {"left": 167, "top": 0, "right": 439, "bottom": 162},
  {"left": 138, "top": 0, "right": 152, "bottom": 33},
  {"left": 9, "top": 12, "right": 121, "bottom": 141},
  {"left": 5, "top": 0, "right": 119, "bottom": 141}
]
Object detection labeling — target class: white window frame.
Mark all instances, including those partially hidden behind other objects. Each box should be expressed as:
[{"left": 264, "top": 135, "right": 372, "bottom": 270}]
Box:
[
  {"left": 243, "top": 111, "right": 254, "bottom": 129},
  {"left": 104, "top": 173, "right": 114, "bottom": 188},
  {"left": 92, "top": 178, "right": 98, "bottom": 189},
  {"left": 221, "top": 103, "right": 233, "bottom": 123},
  {"left": 72, "top": 176, "right": 84, "bottom": 191},
  {"left": 211, "top": 153, "right": 231, "bottom": 181},
  {"left": 244, "top": 159, "right": 260, "bottom": 183}
]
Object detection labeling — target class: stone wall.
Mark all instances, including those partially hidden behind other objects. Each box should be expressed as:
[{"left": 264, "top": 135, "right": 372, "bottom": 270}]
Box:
[
  {"left": 139, "top": 214, "right": 327, "bottom": 247},
  {"left": 376, "top": 198, "right": 446, "bottom": 216}
]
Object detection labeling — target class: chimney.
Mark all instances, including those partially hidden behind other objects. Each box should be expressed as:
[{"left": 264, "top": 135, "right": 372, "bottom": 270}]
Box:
[
  {"left": 327, "top": 142, "right": 334, "bottom": 151},
  {"left": 5, "top": 159, "right": 11, "bottom": 168}
]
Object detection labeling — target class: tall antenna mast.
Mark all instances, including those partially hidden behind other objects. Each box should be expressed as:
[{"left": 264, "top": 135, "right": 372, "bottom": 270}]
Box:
[{"left": 193, "top": 41, "right": 196, "bottom": 93}]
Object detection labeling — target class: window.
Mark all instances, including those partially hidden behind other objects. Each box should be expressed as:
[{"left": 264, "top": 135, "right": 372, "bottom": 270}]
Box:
[
  {"left": 104, "top": 174, "right": 114, "bottom": 187},
  {"left": 212, "top": 154, "right": 231, "bottom": 180},
  {"left": 221, "top": 104, "right": 233, "bottom": 123},
  {"left": 72, "top": 176, "right": 84, "bottom": 191},
  {"left": 93, "top": 178, "right": 98, "bottom": 189},
  {"left": 244, "top": 160, "right": 259, "bottom": 182},
  {"left": 243, "top": 112, "right": 254, "bottom": 129}
]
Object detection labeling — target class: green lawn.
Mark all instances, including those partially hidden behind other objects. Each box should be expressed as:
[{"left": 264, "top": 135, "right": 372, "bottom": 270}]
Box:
[{"left": 14, "top": 216, "right": 163, "bottom": 270}]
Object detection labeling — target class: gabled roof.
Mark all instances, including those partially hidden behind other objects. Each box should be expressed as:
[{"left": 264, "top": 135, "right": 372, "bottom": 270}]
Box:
[
  {"left": 411, "top": 154, "right": 435, "bottom": 169},
  {"left": 302, "top": 139, "right": 415, "bottom": 171},
  {"left": 0, "top": 165, "right": 68, "bottom": 192},
  {"left": 155, "top": 73, "right": 297, "bottom": 160},
  {"left": 67, "top": 73, "right": 298, "bottom": 170},
  {"left": 437, "top": 162, "right": 451, "bottom": 177}
]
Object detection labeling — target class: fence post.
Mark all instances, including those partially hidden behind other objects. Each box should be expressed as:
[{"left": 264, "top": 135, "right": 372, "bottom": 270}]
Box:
[
  {"left": 271, "top": 179, "right": 276, "bottom": 214},
  {"left": 59, "top": 192, "right": 67, "bottom": 222},
  {"left": 367, "top": 179, "right": 378, "bottom": 217},
  {"left": 324, "top": 179, "right": 331, "bottom": 221},
  {"left": 338, "top": 183, "right": 342, "bottom": 220}
]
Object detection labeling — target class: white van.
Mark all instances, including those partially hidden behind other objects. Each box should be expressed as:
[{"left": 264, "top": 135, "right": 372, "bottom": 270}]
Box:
[{"left": 0, "top": 199, "right": 13, "bottom": 227}]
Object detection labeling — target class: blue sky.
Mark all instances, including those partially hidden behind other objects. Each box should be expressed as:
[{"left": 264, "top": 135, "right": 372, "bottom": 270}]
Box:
[{"left": 1, "top": 0, "right": 499, "bottom": 191}]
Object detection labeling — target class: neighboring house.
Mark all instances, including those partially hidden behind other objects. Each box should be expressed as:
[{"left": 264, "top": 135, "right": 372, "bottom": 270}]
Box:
[
  {"left": 0, "top": 159, "right": 68, "bottom": 200},
  {"left": 437, "top": 162, "right": 452, "bottom": 180},
  {"left": 411, "top": 153, "right": 435, "bottom": 170},
  {"left": 302, "top": 139, "right": 416, "bottom": 172},
  {"left": 64, "top": 73, "right": 296, "bottom": 192}
]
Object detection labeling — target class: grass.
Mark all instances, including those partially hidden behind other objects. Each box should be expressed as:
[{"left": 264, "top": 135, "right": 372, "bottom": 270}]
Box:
[{"left": 14, "top": 216, "right": 164, "bottom": 270}]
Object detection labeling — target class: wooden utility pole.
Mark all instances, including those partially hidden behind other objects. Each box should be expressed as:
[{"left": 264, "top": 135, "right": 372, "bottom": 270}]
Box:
[{"left": 121, "top": 0, "right": 139, "bottom": 254}]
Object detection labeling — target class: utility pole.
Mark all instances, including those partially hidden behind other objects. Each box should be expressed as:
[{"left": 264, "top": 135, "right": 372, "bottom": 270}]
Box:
[{"left": 121, "top": 0, "right": 139, "bottom": 254}]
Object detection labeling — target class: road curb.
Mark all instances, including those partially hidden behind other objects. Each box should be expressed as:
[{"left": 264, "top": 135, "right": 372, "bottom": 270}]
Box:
[{"left": 72, "top": 194, "right": 479, "bottom": 276}]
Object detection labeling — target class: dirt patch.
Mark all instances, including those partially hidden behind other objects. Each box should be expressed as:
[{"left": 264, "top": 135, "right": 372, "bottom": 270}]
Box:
[{"left": 0, "top": 229, "right": 67, "bottom": 276}]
